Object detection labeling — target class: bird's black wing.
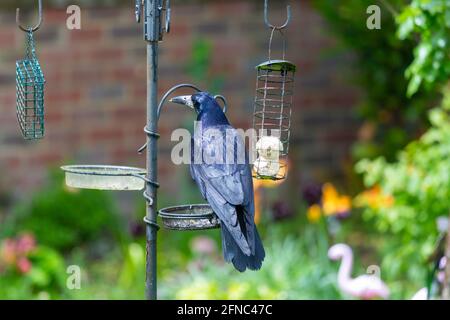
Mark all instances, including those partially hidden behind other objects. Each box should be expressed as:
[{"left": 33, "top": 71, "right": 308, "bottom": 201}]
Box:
[{"left": 190, "top": 125, "right": 256, "bottom": 256}]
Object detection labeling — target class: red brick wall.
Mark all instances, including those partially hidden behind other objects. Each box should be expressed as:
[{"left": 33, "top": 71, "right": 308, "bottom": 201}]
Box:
[{"left": 0, "top": 1, "right": 360, "bottom": 198}]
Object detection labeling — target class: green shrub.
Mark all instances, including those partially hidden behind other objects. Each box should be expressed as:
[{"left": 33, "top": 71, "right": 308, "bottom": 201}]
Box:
[
  {"left": 0, "top": 238, "right": 67, "bottom": 299},
  {"left": 186, "top": 38, "right": 224, "bottom": 94},
  {"left": 354, "top": 0, "right": 450, "bottom": 298},
  {"left": 1, "top": 170, "right": 124, "bottom": 252},
  {"left": 397, "top": 0, "right": 450, "bottom": 96},
  {"left": 160, "top": 217, "right": 341, "bottom": 300},
  {"left": 314, "top": 0, "right": 437, "bottom": 161},
  {"left": 356, "top": 90, "right": 450, "bottom": 297}
]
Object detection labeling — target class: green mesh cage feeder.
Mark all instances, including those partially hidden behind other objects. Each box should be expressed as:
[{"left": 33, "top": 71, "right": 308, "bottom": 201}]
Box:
[{"left": 16, "top": 31, "right": 45, "bottom": 140}]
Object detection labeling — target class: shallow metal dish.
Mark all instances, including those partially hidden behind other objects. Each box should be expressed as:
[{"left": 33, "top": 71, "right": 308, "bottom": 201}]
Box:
[
  {"left": 61, "top": 165, "right": 146, "bottom": 191},
  {"left": 159, "top": 204, "right": 220, "bottom": 231}
]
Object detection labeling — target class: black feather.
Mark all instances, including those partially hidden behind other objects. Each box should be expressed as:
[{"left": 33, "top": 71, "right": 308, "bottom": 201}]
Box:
[{"left": 189, "top": 92, "right": 265, "bottom": 272}]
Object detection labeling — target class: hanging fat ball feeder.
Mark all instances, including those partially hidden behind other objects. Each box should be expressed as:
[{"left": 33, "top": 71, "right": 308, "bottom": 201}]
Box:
[
  {"left": 253, "top": 0, "right": 295, "bottom": 181},
  {"left": 15, "top": 0, "right": 45, "bottom": 140}
]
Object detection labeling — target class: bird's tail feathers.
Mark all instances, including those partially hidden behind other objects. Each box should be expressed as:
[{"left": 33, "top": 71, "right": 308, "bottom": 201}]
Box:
[{"left": 221, "top": 225, "right": 265, "bottom": 272}]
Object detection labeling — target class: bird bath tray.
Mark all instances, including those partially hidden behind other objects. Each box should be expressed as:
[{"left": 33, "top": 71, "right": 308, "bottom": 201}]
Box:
[
  {"left": 159, "top": 204, "right": 220, "bottom": 231},
  {"left": 61, "top": 165, "right": 146, "bottom": 191}
]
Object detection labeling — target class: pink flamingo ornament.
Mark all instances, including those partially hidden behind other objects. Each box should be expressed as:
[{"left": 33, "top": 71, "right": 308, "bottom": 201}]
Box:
[{"left": 328, "top": 243, "right": 390, "bottom": 299}]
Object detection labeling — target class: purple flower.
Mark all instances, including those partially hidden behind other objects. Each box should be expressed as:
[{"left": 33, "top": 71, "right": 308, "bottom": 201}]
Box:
[
  {"left": 272, "top": 201, "right": 294, "bottom": 220},
  {"left": 335, "top": 211, "right": 351, "bottom": 220},
  {"left": 302, "top": 183, "right": 323, "bottom": 206},
  {"left": 130, "top": 222, "right": 145, "bottom": 238}
]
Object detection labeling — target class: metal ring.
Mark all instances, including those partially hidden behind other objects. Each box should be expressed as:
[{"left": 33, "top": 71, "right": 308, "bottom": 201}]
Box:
[
  {"left": 143, "top": 125, "right": 161, "bottom": 138},
  {"left": 130, "top": 173, "right": 160, "bottom": 188},
  {"left": 138, "top": 126, "right": 161, "bottom": 154},
  {"left": 143, "top": 216, "right": 160, "bottom": 230},
  {"left": 143, "top": 190, "right": 154, "bottom": 206}
]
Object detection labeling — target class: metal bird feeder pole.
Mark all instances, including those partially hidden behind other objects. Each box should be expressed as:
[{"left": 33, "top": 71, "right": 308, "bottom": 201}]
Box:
[
  {"left": 134, "top": 0, "right": 171, "bottom": 300},
  {"left": 135, "top": 0, "right": 227, "bottom": 300}
]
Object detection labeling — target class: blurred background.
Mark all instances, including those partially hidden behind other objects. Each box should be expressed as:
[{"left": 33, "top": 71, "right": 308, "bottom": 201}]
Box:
[{"left": 0, "top": 0, "right": 449, "bottom": 300}]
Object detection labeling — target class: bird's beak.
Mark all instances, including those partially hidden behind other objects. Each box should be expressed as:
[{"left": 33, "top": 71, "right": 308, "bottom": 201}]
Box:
[{"left": 170, "top": 95, "right": 194, "bottom": 109}]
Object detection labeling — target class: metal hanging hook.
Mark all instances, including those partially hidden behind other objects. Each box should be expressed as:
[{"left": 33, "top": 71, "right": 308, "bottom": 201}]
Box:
[
  {"left": 135, "top": 0, "right": 142, "bottom": 23},
  {"left": 164, "top": 0, "right": 171, "bottom": 33},
  {"left": 264, "top": 0, "right": 291, "bottom": 30},
  {"left": 16, "top": 0, "right": 43, "bottom": 32}
]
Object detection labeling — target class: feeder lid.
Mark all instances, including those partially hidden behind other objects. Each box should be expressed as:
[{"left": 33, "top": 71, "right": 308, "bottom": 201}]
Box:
[{"left": 256, "top": 60, "right": 296, "bottom": 72}]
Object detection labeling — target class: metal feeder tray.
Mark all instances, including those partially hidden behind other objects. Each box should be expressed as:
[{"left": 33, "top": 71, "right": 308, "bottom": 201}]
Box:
[
  {"left": 159, "top": 204, "right": 220, "bottom": 231},
  {"left": 61, "top": 165, "right": 146, "bottom": 191}
]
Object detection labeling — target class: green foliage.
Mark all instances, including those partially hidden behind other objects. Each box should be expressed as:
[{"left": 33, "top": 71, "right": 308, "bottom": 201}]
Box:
[
  {"left": 161, "top": 218, "right": 341, "bottom": 300},
  {"left": 397, "top": 0, "right": 450, "bottom": 96},
  {"left": 186, "top": 38, "right": 224, "bottom": 94},
  {"left": 62, "top": 215, "right": 342, "bottom": 300},
  {"left": 313, "top": 0, "right": 436, "bottom": 160},
  {"left": 1, "top": 170, "right": 123, "bottom": 252},
  {"left": 353, "top": 0, "right": 450, "bottom": 298},
  {"left": 356, "top": 89, "right": 450, "bottom": 296},
  {"left": 0, "top": 245, "right": 67, "bottom": 299},
  {"left": 117, "top": 243, "right": 145, "bottom": 295}
]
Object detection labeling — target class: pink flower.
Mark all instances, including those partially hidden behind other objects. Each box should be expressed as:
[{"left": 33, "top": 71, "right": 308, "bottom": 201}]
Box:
[
  {"left": 17, "top": 257, "right": 32, "bottom": 274},
  {"left": 16, "top": 234, "right": 36, "bottom": 254},
  {"left": 0, "top": 234, "right": 36, "bottom": 273},
  {"left": 191, "top": 236, "right": 217, "bottom": 256}
]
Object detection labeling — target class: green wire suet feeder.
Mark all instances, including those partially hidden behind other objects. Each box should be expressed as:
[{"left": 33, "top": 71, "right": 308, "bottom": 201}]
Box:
[
  {"left": 16, "top": 0, "right": 46, "bottom": 140},
  {"left": 253, "top": 0, "right": 296, "bottom": 181}
]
